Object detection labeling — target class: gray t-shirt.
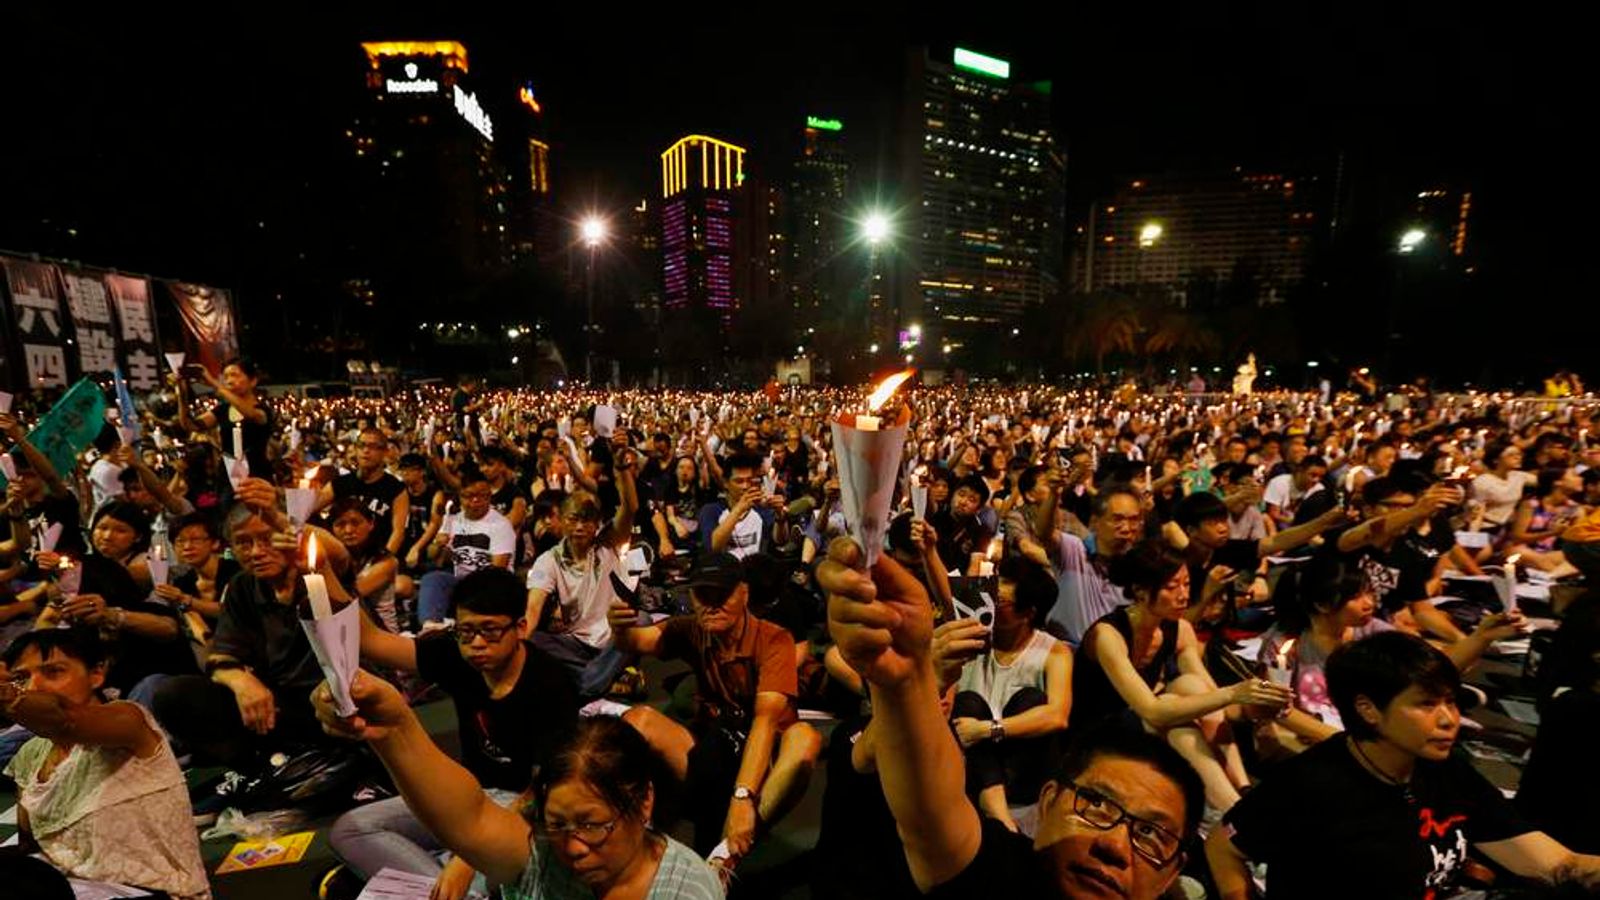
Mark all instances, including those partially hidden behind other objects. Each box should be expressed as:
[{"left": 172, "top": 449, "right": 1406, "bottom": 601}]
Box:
[{"left": 504, "top": 831, "right": 723, "bottom": 900}]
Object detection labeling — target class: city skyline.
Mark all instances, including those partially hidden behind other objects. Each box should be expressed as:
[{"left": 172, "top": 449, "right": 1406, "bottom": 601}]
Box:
[{"left": 4, "top": 11, "right": 1562, "bottom": 385}]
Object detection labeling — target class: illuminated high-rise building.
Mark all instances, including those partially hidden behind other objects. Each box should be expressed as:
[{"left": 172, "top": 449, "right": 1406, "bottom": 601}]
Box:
[
  {"left": 787, "top": 116, "right": 850, "bottom": 337},
  {"left": 901, "top": 46, "right": 1064, "bottom": 351},
  {"left": 659, "top": 135, "right": 746, "bottom": 321},
  {"left": 346, "top": 41, "right": 514, "bottom": 334}
]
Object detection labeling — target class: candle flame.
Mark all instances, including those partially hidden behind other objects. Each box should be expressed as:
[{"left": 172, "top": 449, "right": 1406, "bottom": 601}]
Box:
[
  {"left": 1507, "top": 553, "right": 1521, "bottom": 565},
  {"left": 307, "top": 533, "right": 320, "bottom": 570},
  {"left": 987, "top": 538, "right": 1002, "bottom": 561},
  {"left": 305, "top": 466, "right": 320, "bottom": 482},
  {"left": 1277, "top": 638, "right": 1296, "bottom": 669},
  {"left": 865, "top": 370, "right": 915, "bottom": 413}
]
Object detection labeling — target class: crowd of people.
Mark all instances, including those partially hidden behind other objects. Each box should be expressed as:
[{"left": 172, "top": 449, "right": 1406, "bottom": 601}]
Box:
[{"left": 1, "top": 363, "right": 1599, "bottom": 898}]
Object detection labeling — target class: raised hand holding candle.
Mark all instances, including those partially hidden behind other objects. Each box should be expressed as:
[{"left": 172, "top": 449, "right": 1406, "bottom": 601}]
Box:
[
  {"left": 831, "top": 370, "right": 914, "bottom": 567},
  {"left": 1268, "top": 638, "right": 1296, "bottom": 686},
  {"left": 303, "top": 534, "right": 332, "bottom": 620}
]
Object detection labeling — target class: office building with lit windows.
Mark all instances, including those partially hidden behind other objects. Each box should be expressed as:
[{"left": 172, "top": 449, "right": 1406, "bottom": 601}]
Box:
[
  {"left": 1080, "top": 169, "right": 1320, "bottom": 302},
  {"left": 787, "top": 116, "right": 851, "bottom": 336},
  {"left": 900, "top": 46, "right": 1064, "bottom": 349},
  {"left": 659, "top": 135, "right": 746, "bottom": 321},
  {"left": 345, "top": 41, "right": 516, "bottom": 330}
]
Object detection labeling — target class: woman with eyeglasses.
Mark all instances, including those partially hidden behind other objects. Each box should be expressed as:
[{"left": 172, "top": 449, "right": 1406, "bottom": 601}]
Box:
[
  {"left": 314, "top": 672, "right": 722, "bottom": 900},
  {"left": 155, "top": 512, "right": 240, "bottom": 626}
]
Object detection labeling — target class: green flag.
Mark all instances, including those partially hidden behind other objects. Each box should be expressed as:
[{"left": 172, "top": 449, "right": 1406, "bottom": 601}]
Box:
[{"left": 0, "top": 379, "right": 108, "bottom": 489}]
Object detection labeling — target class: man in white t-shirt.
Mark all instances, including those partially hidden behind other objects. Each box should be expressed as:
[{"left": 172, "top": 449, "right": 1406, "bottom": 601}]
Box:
[
  {"left": 1263, "top": 455, "right": 1328, "bottom": 529},
  {"left": 525, "top": 441, "right": 639, "bottom": 698},
  {"left": 86, "top": 426, "right": 126, "bottom": 513},
  {"left": 418, "top": 470, "right": 516, "bottom": 626}
]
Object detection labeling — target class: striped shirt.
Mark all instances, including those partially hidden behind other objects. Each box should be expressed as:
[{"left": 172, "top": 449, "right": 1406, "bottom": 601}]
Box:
[
  {"left": 1044, "top": 532, "right": 1129, "bottom": 647},
  {"left": 504, "top": 832, "right": 723, "bottom": 900}
]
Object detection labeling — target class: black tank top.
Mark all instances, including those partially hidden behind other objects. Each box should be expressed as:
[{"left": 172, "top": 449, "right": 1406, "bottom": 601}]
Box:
[{"left": 1070, "top": 606, "right": 1180, "bottom": 728}]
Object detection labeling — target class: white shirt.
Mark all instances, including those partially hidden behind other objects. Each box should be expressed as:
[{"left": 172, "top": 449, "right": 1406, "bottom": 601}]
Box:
[
  {"left": 717, "top": 508, "right": 765, "bottom": 560},
  {"left": 440, "top": 510, "right": 516, "bottom": 578},
  {"left": 1263, "top": 473, "right": 1323, "bottom": 514},
  {"left": 526, "top": 541, "right": 619, "bottom": 650},
  {"left": 1472, "top": 471, "right": 1536, "bottom": 526}
]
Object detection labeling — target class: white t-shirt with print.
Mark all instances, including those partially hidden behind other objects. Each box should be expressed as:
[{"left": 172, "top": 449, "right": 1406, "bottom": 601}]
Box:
[{"left": 441, "top": 510, "right": 517, "bottom": 578}]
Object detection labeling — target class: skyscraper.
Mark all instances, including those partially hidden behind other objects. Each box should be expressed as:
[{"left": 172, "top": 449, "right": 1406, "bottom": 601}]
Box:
[
  {"left": 1080, "top": 169, "right": 1322, "bottom": 303},
  {"left": 346, "top": 41, "right": 514, "bottom": 334},
  {"left": 659, "top": 134, "right": 746, "bottom": 321},
  {"left": 787, "top": 116, "right": 851, "bottom": 337},
  {"left": 901, "top": 47, "right": 1064, "bottom": 351}
]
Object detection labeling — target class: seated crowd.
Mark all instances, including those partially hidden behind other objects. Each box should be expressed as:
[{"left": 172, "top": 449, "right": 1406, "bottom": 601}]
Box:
[{"left": 0, "top": 366, "right": 1599, "bottom": 899}]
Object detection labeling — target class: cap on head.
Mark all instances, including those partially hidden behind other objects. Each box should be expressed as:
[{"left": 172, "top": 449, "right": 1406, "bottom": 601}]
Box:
[{"left": 688, "top": 551, "right": 745, "bottom": 604}]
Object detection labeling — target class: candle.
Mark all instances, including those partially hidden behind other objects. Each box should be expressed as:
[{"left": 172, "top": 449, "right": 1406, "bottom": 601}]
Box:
[
  {"left": 303, "top": 534, "right": 333, "bottom": 620},
  {"left": 232, "top": 424, "right": 244, "bottom": 461},
  {"left": 1268, "top": 638, "right": 1296, "bottom": 686},
  {"left": 1502, "top": 553, "right": 1521, "bottom": 614}
]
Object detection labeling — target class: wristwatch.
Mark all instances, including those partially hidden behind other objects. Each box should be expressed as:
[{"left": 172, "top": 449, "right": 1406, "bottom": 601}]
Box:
[
  {"left": 732, "top": 784, "right": 755, "bottom": 803},
  {"left": 989, "top": 720, "right": 1006, "bottom": 743}
]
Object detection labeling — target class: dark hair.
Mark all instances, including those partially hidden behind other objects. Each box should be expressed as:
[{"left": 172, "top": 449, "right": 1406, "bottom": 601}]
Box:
[
  {"left": 1583, "top": 468, "right": 1600, "bottom": 488},
  {"left": 329, "top": 497, "right": 378, "bottom": 525},
  {"left": 452, "top": 567, "right": 527, "bottom": 619},
  {"left": 1017, "top": 464, "right": 1050, "bottom": 498},
  {"left": 221, "top": 357, "right": 260, "bottom": 379},
  {"left": 1298, "top": 454, "right": 1328, "bottom": 472},
  {"left": 399, "top": 452, "right": 428, "bottom": 470},
  {"left": 1536, "top": 466, "right": 1571, "bottom": 498},
  {"left": 118, "top": 466, "right": 143, "bottom": 488},
  {"left": 532, "top": 488, "right": 566, "bottom": 522},
  {"left": 91, "top": 500, "right": 152, "bottom": 553},
  {"left": 725, "top": 453, "right": 762, "bottom": 476},
  {"left": 1326, "top": 631, "right": 1460, "bottom": 740},
  {"left": 170, "top": 511, "right": 221, "bottom": 542},
  {"left": 1360, "top": 475, "right": 1414, "bottom": 508},
  {"left": 1090, "top": 483, "right": 1142, "bottom": 520},
  {"left": 92, "top": 422, "right": 121, "bottom": 454},
  {"left": 1108, "top": 539, "right": 1188, "bottom": 603},
  {"left": 1539, "top": 592, "right": 1600, "bottom": 700},
  {"left": 458, "top": 466, "right": 490, "bottom": 489},
  {"left": 479, "top": 445, "right": 511, "bottom": 465},
  {"left": 1174, "top": 492, "right": 1229, "bottom": 530},
  {"left": 3, "top": 627, "right": 109, "bottom": 670},
  {"left": 532, "top": 717, "right": 656, "bottom": 825},
  {"left": 953, "top": 474, "right": 990, "bottom": 505},
  {"left": 998, "top": 556, "right": 1057, "bottom": 628},
  {"left": 1486, "top": 443, "right": 1519, "bottom": 469},
  {"left": 1049, "top": 723, "right": 1207, "bottom": 839},
  {"left": 560, "top": 490, "right": 604, "bottom": 523},
  {"left": 1277, "top": 553, "right": 1368, "bottom": 634}
]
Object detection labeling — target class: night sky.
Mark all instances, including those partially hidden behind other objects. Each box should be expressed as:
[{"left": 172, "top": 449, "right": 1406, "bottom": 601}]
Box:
[{"left": 5, "top": 8, "right": 1547, "bottom": 311}]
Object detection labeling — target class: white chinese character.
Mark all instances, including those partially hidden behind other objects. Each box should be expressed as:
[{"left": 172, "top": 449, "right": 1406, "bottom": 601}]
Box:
[
  {"left": 24, "top": 344, "right": 68, "bottom": 387},
  {"left": 114, "top": 292, "right": 156, "bottom": 343},
  {"left": 62, "top": 274, "right": 113, "bottom": 325},
  {"left": 13, "top": 288, "right": 62, "bottom": 337},
  {"left": 79, "top": 328, "right": 118, "bottom": 374},
  {"left": 125, "top": 349, "right": 159, "bottom": 391}
]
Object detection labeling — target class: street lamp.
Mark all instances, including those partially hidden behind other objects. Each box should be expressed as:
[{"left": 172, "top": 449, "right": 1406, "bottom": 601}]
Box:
[
  {"left": 580, "top": 216, "right": 609, "bottom": 383},
  {"left": 1138, "top": 222, "right": 1163, "bottom": 248},
  {"left": 1397, "top": 228, "right": 1426, "bottom": 254},
  {"left": 862, "top": 212, "right": 890, "bottom": 245}
]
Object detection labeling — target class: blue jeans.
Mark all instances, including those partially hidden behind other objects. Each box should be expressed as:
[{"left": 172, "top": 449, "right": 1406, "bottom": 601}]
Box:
[
  {"left": 528, "top": 632, "right": 626, "bottom": 701},
  {"left": 418, "top": 571, "right": 458, "bottom": 624},
  {"left": 330, "top": 790, "right": 520, "bottom": 880}
]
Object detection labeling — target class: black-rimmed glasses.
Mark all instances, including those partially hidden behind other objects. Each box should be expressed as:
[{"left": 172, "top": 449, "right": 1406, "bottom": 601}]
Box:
[
  {"left": 455, "top": 623, "right": 515, "bottom": 644},
  {"left": 539, "top": 818, "right": 618, "bottom": 846},
  {"left": 1065, "top": 782, "right": 1186, "bottom": 867}
]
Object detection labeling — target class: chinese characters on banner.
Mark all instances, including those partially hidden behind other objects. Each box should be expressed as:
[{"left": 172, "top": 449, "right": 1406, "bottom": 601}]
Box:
[
  {"left": 103, "top": 274, "right": 161, "bottom": 390},
  {"left": 60, "top": 270, "right": 119, "bottom": 377},
  {"left": 0, "top": 256, "right": 71, "bottom": 388},
  {"left": 166, "top": 281, "right": 239, "bottom": 377}
]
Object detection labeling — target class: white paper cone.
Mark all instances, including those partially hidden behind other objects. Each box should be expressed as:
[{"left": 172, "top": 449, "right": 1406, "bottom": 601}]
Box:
[
  {"left": 285, "top": 487, "right": 318, "bottom": 530},
  {"left": 689, "top": 407, "right": 700, "bottom": 428},
  {"left": 226, "top": 455, "right": 251, "bottom": 489},
  {"left": 300, "top": 601, "right": 361, "bottom": 716},
  {"left": 147, "top": 555, "right": 170, "bottom": 586},
  {"left": 594, "top": 405, "right": 617, "bottom": 439},
  {"left": 57, "top": 561, "right": 83, "bottom": 597},
  {"left": 912, "top": 482, "right": 928, "bottom": 520},
  {"left": 953, "top": 588, "right": 996, "bottom": 627},
  {"left": 557, "top": 417, "right": 570, "bottom": 439},
  {"left": 0, "top": 453, "right": 16, "bottom": 483},
  {"left": 1493, "top": 569, "right": 1517, "bottom": 613},
  {"left": 831, "top": 419, "right": 909, "bottom": 568},
  {"left": 41, "top": 522, "right": 64, "bottom": 552},
  {"left": 0, "top": 391, "right": 12, "bottom": 414},
  {"left": 164, "top": 352, "right": 186, "bottom": 373}
]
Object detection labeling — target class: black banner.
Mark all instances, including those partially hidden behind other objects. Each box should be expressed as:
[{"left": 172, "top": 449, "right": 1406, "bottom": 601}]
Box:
[
  {"left": 104, "top": 273, "right": 162, "bottom": 390},
  {"left": 0, "top": 256, "right": 73, "bottom": 389}
]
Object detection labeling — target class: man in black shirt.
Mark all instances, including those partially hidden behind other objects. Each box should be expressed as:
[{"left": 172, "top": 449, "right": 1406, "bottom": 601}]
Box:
[
  {"left": 1171, "top": 492, "right": 1349, "bottom": 624},
  {"left": 930, "top": 475, "right": 995, "bottom": 576},
  {"left": 331, "top": 566, "right": 578, "bottom": 894},
  {"left": 320, "top": 427, "right": 408, "bottom": 556},
  {"left": 1209, "top": 632, "right": 1600, "bottom": 898},
  {"left": 1, "top": 413, "right": 87, "bottom": 561},
  {"left": 1338, "top": 476, "right": 1468, "bottom": 642},
  {"left": 818, "top": 544, "right": 1206, "bottom": 900}
]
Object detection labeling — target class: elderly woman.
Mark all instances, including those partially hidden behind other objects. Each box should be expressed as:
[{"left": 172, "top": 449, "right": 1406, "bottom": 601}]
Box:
[{"left": 314, "top": 671, "right": 724, "bottom": 899}]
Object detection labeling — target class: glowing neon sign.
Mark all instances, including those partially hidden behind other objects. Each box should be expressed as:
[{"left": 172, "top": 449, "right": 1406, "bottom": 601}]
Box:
[
  {"left": 806, "top": 116, "right": 843, "bottom": 132},
  {"left": 953, "top": 47, "right": 1010, "bottom": 79},
  {"left": 453, "top": 84, "right": 493, "bottom": 141}
]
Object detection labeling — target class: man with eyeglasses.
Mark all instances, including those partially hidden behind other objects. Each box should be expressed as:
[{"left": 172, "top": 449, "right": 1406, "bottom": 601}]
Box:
[
  {"left": 318, "top": 427, "right": 409, "bottom": 557},
  {"left": 329, "top": 566, "right": 578, "bottom": 898},
  {"left": 608, "top": 552, "right": 822, "bottom": 875},
  {"left": 818, "top": 542, "right": 1205, "bottom": 900},
  {"left": 697, "top": 454, "right": 791, "bottom": 561},
  {"left": 1337, "top": 475, "right": 1470, "bottom": 643},
  {"left": 418, "top": 469, "right": 516, "bottom": 628},
  {"left": 1046, "top": 484, "right": 1144, "bottom": 646}
]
